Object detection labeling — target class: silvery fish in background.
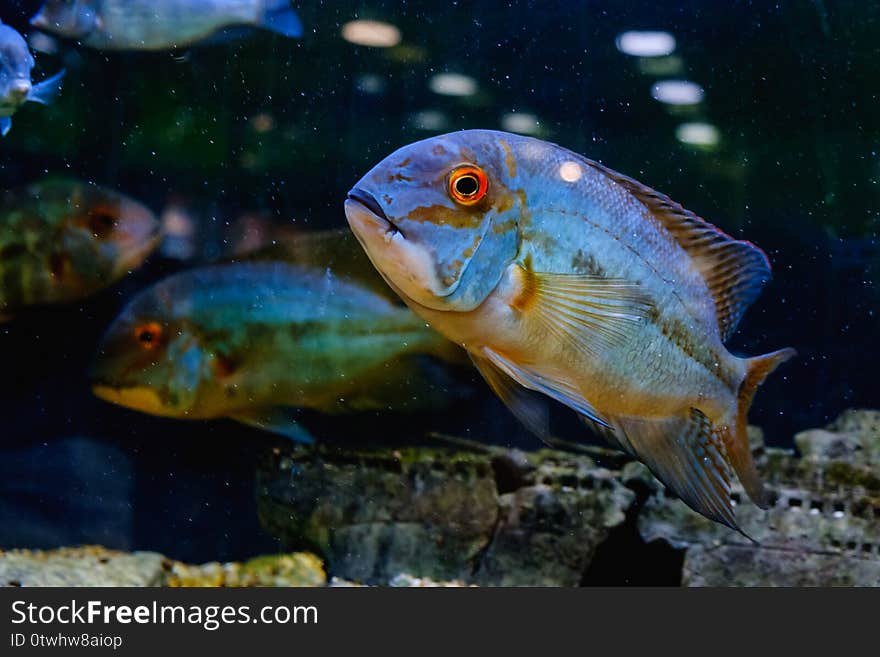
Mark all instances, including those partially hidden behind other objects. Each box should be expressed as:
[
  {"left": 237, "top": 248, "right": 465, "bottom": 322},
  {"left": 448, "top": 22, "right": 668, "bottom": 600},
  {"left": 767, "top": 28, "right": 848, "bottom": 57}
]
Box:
[
  {"left": 345, "top": 129, "right": 795, "bottom": 532},
  {"left": 91, "top": 261, "right": 460, "bottom": 442},
  {"left": 0, "top": 178, "right": 160, "bottom": 319},
  {"left": 0, "top": 20, "right": 64, "bottom": 136},
  {"left": 30, "top": 0, "right": 303, "bottom": 51}
]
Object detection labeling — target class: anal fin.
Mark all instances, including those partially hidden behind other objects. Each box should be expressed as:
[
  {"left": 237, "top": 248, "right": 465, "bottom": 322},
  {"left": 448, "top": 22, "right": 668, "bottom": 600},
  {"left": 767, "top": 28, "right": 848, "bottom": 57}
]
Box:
[{"left": 615, "top": 409, "right": 744, "bottom": 533}]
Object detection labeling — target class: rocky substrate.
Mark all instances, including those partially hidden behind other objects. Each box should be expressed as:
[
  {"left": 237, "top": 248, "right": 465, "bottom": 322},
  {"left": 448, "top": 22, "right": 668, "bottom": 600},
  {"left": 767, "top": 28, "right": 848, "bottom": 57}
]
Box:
[
  {"left": 3, "top": 409, "right": 879, "bottom": 586},
  {"left": 0, "top": 546, "right": 326, "bottom": 587}
]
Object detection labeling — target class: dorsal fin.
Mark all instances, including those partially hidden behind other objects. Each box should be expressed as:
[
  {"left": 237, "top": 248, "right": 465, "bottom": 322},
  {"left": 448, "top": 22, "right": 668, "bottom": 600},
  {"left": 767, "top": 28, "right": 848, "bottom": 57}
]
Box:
[{"left": 581, "top": 158, "right": 771, "bottom": 342}]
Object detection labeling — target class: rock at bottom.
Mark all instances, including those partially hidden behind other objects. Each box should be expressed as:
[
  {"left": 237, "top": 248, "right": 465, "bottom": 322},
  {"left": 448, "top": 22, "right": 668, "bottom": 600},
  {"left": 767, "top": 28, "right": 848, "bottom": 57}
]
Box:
[
  {"left": 683, "top": 545, "right": 880, "bottom": 587},
  {"left": 0, "top": 546, "right": 326, "bottom": 587}
]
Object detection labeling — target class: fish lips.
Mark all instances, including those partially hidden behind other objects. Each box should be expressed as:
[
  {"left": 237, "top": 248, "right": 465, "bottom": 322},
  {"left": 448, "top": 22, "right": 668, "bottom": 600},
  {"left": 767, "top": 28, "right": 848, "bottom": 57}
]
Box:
[
  {"left": 345, "top": 187, "right": 467, "bottom": 306},
  {"left": 345, "top": 188, "right": 399, "bottom": 236}
]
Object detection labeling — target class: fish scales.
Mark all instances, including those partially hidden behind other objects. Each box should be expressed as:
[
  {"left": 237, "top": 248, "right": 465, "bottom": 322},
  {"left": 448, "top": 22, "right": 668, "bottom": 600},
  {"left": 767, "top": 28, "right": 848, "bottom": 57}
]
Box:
[
  {"left": 521, "top": 149, "right": 741, "bottom": 408},
  {"left": 169, "top": 264, "right": 443, "bottom": 406},
  {"left": 96, "top": 0, "right": 257, "bottom": 49},
  {"left": 31, "top": 0, "right": 302, "bottom": 51},
  {"left": 345, "top": 129, "right": 795, "bottom": 531},
  {"left": 91, "top": 259, "right": 457, "bottom": 438}
]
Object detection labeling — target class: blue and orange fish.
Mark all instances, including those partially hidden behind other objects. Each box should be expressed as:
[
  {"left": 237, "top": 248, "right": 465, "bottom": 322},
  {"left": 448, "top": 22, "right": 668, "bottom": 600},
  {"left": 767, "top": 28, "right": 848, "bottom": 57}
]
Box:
[{"left": 345, "top": 129, "right": 795, "bottom": 531}]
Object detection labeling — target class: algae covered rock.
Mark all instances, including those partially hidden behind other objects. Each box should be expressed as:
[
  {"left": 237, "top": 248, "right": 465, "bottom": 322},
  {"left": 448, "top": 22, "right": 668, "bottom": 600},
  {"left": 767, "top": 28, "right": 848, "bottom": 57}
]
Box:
[
  {"left": 683, "top": 545, "right": 880, "bottom": 587},
  {"left": 0, "top": 546, "right": 166, "bottom": 587},
  {"left": 0, "top": 546, "right": 326, "bottom": 587},
  {"left": 639, "top": 412, "right": 880, "bottom": 586},
  {"left": 257, "top": 443, "right": 635, "bottom": 586},
  {"left": 257, "top": 445, "right": 499, "bottom": 584},
  {"left": 474, "top": 451, "right": 634, "bottom": 586},
  {"left": 795, "top": 408, "right": 880, "bottom": 466},
  {"left": 164, "top": 552, "right": 326, "bottom": 587}
]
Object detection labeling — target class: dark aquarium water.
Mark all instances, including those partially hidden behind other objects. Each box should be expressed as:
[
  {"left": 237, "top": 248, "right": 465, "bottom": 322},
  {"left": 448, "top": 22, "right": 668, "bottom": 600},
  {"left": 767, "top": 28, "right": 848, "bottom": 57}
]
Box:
[{"left": 0, "top": 1, "right": 877, "bottom": 582}]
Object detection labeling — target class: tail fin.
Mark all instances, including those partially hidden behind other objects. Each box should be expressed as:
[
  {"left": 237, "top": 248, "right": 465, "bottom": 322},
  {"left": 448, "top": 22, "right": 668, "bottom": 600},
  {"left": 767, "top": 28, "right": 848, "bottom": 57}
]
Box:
[
  {"left": 260, "top": 1, "right": 303, "bottom": 38},
  {"left": 724, "top": 347, "right": 796, "bottom": 507}
]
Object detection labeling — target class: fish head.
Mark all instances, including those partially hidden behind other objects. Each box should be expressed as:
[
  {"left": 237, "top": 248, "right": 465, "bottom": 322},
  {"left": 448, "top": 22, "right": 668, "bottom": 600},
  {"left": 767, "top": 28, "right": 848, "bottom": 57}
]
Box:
[
  {"left": 58, "top": 182, "right": 162, "bottom": 280},
  {"left": 345, "top": 130, "right": 524, "bottom": 312},
  {"left": 0, "top": 24, "right": 34, "bottom": 112},
  {"left": 31, "top": 1, "right": 99, "bottom": 38},
  {"left": 90, "top": 281, "right": 209, "bottom": 418}
]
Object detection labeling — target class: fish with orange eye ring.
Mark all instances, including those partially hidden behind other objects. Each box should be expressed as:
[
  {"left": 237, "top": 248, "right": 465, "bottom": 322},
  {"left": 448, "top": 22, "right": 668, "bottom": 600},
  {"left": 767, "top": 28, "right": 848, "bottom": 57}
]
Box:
[
  {"left": 90, "top": 260, "right": 463, "bottom": 441},
  {"left": 448, "top": 165, "right": 489, "bottom": 206},
  {"left": 345, "top": 129, "right": 796, "bottom": 534}
]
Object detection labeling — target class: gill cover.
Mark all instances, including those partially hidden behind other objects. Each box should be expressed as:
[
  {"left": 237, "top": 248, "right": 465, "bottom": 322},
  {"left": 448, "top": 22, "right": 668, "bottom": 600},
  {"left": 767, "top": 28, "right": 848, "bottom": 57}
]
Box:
[{"left": 347, "top": 132, "right": 522, "bottom": 312}]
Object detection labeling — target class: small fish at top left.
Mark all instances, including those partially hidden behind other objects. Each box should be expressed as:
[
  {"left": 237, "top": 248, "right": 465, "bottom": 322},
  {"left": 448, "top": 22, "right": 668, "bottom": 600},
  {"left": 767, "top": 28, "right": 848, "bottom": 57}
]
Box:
[{"left": 0, "top": 18, "right": 64, "bottom": 136}]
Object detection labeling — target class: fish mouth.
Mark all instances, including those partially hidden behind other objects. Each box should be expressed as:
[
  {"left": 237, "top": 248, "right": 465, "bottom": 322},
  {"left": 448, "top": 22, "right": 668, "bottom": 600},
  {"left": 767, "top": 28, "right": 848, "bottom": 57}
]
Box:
[
  {"left": 345, "top": 188, "right": 402, "bottom": 237},
  {"left": 92, "top": 383, "right": 172, "bottom": 417},
  {"left": 347, "top": 188, "right": 387, "bottom": 221}
]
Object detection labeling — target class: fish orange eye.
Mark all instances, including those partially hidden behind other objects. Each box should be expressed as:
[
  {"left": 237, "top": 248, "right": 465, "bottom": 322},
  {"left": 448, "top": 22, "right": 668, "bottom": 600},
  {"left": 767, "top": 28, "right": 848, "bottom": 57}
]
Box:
[
  {"left": 448, "top": 166, "right": 488, "bottom": 205},
  {"left": 135, "top": 322, "right": 162, "bottom": 350}
]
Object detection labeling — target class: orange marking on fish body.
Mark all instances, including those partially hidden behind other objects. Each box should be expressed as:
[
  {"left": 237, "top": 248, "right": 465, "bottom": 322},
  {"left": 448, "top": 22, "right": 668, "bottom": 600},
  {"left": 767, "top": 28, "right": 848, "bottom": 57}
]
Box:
[
  {"left": 407, "top": 204, "right": 484, "bottom": 229},
  {"left": 509, "top": 262, "right": 539, "bottom": 313},
  {"left": 500, "top": 140, "right": 517, "bottom": 178}
]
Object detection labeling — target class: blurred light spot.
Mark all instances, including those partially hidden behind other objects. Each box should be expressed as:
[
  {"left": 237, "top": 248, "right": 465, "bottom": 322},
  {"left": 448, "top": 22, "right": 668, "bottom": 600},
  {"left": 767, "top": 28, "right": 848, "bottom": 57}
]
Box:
[
  {"left": 159, "top": 205, "right": 197, "bottom": 260},
  {"left": 355, "top": 73, "right": 386, "bottom": 94},
  {"left": 410, "top": 110, "right": 448, "bottom": 131},
  {"left": 250, "top": 112, "right": 275, "bottom": 134},
  {"left": 637, "top": 55, "right": 683, "bottom": 77},
  {"left": 615, "top": 31, "right": 676, "bottom": 57},
  {"left": 501, "top": 112, "right": 540, "bottom": 135},
  {"left": 651, "top": 79, "right": 704, "bottom": 105},
  {"left": 341, "top": 20, "right": 401, "bottom": 48},
  {"left": 28, "top": 31, "right": 58, "bottom": 54},
  {"left": 558, "top": 161, "right": 583, "bottom": 183},
  {"left": 675, "top": 122, "right": 720, "bottom": 147},
  {"left": 429, "top": 73, "right": 478, "bottom": 97}
]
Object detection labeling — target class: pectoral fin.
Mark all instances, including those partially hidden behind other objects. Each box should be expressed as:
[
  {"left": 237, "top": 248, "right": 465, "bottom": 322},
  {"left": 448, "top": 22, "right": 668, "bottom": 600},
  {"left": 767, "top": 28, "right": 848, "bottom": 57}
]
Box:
[
  {"left": 470, "top": 352, "right": 551, "bottom": 441},
  {"left": 613, "top": 410, "right": 745, "bottom": 534},
  {"left": 512, "top": 262, "right": 653, "bottom": 360},
  {"left": 481, "top": 347, "right": 608, "bottom": 429},
  {"left": 232, "top": 408, "right": 314, "bottom": 443},
  {"left": 28, "top": 70, "right": 65, "bottom": 105}
]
